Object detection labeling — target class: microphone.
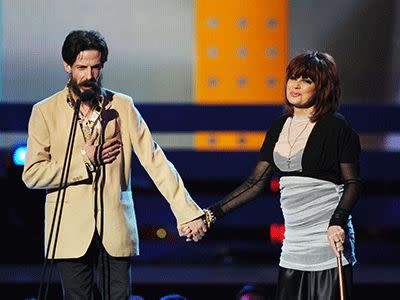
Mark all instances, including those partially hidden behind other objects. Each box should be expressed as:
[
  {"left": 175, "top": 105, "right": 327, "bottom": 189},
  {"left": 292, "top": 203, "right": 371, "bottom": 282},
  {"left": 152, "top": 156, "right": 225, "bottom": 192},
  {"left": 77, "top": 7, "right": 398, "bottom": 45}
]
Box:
[{"left": 74, "top": 90, "right": 97, "bottom": 111}]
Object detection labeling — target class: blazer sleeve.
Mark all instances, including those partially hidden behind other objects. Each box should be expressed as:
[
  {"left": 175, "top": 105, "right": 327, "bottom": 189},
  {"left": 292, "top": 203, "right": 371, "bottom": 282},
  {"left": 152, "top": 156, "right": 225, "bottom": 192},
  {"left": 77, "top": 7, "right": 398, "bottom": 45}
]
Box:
[
  {"left": 126, "top": 98, "right": 204, "bottom": 225},
  {"left": 22, "top": 104, "right": 89, "bottom": 189}
]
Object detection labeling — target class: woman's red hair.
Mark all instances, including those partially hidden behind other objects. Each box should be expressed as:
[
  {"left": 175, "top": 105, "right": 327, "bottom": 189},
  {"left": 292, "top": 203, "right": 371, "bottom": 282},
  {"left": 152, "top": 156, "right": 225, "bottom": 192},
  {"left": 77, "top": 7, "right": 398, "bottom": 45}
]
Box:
[{"left": 284, "top": 51, "right": 341, "bottom": 122}]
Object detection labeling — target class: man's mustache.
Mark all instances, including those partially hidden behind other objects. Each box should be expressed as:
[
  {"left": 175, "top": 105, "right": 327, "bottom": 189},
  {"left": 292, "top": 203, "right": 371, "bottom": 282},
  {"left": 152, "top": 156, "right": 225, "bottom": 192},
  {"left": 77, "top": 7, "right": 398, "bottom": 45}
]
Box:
[{"left": 80, "top": 80, "right": 98, "bottom": 88}]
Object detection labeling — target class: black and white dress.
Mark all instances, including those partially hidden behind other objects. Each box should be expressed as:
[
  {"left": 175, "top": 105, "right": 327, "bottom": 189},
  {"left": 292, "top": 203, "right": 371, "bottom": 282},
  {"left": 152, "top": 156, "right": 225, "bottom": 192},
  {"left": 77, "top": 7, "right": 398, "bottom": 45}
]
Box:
[{"left": 207, "top": 113, "right": 361, "bottom": 300}]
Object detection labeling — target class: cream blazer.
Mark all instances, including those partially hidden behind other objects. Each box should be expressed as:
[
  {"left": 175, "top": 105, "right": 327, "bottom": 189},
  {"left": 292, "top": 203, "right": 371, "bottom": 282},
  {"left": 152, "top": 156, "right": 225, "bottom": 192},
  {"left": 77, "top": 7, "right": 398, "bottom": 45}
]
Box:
[{"left": 22, "top": 87, "right": 203, "bottom": 259}]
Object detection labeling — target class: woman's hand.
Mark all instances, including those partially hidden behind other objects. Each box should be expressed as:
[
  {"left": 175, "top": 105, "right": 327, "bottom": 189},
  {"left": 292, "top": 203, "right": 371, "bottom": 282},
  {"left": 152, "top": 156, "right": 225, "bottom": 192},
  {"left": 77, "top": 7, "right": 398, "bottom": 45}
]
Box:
[
  {"left": 178, "top": 217, "right": 207, "bottom": 242},
  {"left": 327, "top": 225, "right": 345, "bottom": 257}
]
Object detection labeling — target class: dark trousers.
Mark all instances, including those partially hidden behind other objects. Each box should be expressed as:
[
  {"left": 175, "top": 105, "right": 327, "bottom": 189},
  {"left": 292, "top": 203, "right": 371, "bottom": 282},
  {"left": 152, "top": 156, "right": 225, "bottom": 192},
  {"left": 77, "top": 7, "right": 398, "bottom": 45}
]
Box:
[
  {"left": 275, "top": 265, "right": 353, "bottom": 300},
  {"left": 57, "top": 232, "right": 131, "bottom": 300}
]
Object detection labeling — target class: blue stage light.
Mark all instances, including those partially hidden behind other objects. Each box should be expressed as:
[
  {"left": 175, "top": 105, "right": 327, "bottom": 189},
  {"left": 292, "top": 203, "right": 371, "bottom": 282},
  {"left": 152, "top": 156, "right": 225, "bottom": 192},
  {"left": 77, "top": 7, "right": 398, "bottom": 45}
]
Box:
[{"left": 13, "top": 145, "right": 27, "bottom": 166}]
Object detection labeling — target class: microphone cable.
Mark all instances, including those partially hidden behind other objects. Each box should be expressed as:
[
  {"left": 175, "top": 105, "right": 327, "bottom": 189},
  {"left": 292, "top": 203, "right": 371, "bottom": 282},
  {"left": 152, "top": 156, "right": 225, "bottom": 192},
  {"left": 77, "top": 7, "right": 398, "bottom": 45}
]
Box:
[{"left": 37, "top": 91, "right": 94, "bottom": 300}]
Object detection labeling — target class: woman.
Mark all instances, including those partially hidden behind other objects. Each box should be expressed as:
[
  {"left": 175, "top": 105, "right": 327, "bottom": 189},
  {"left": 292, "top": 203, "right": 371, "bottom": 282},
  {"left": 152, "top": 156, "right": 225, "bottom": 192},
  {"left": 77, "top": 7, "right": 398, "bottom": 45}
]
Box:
[{"left": 182, "top": 51, "right": 361, "bottom": 299}]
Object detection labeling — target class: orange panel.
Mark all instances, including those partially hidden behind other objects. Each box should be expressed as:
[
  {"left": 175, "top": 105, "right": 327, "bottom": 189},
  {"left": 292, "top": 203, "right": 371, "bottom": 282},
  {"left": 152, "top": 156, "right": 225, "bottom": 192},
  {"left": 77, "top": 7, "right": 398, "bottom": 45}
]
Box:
[
  {"left": 195, "top": 0, "right": 288, "bottom": 104},
  {"left": 194, "top": 131, "right": 266, "bottom": 151}
]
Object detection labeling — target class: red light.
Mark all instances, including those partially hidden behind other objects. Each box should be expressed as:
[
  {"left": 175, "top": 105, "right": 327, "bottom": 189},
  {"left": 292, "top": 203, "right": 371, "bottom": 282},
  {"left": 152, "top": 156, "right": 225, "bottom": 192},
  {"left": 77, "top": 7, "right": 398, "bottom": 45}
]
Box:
[
  {"left": 270, "top": 178, "right": 280, "bottom": 192},
  {"left": 270, "top": 223, "right": 285, "bottom": 244}
]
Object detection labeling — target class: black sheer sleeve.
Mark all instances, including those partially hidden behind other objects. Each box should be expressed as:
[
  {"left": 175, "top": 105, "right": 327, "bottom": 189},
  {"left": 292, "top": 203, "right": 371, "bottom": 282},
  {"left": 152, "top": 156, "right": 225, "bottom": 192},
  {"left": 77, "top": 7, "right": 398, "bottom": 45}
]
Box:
[
  {"left": 206, "top": 160, "right": 274, "bottom": 222},
  {"left": 329, "top": 162, "right": 362, "bottom": 228}
]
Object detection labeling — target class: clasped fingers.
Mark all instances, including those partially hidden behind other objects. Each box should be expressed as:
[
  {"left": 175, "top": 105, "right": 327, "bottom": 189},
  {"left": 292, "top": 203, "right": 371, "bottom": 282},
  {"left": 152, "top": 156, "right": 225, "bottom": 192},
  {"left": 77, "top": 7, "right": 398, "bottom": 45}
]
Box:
[{"left": 179, "top": 218, "right": 207, "bottom": 242}]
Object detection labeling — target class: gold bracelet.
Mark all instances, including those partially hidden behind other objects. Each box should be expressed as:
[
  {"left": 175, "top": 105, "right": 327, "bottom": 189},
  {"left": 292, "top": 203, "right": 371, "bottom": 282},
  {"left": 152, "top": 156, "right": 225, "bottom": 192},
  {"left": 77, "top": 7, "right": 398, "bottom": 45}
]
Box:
[
  {"left": 203, "top": 209, "right": 216, "bottom": 229},
  {"left": 204, "top": 210, "right": 211, "bottom": 228}
]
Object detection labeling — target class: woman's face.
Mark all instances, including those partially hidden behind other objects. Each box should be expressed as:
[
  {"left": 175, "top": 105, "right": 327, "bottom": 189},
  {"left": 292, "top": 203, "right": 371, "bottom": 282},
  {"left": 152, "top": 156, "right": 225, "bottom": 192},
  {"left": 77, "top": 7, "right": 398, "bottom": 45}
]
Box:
[{"left": 286, "top": 76, "right": 316, "bottom": 110}]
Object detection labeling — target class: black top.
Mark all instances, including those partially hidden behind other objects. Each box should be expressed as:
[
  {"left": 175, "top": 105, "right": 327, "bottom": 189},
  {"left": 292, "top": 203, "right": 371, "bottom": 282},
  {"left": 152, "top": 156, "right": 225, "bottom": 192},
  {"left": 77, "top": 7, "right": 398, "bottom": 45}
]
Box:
[
  {"left": 207, "top": 113, "right": 362, "bottom": 229},
  {"left": 259, "top": 113, "right": 361, "bottom": 185}
]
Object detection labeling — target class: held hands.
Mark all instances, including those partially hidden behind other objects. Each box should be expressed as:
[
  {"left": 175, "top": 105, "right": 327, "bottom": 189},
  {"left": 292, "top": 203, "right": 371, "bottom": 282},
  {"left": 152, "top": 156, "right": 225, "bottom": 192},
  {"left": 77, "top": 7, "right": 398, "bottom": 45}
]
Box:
[
  {"left": 327, "top": 225, "right": 345, "bottom": 257},
  {"left": 178, "top": 217, "right": 208, "bottom": 242},
  {"left": 84, "top": 130, "right": 121, "bottom": 166}
]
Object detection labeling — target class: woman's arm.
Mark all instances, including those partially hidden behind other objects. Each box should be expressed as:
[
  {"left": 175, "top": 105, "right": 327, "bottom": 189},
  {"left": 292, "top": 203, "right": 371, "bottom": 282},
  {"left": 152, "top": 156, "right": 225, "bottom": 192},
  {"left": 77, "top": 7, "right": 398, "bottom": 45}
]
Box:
[
  {"left": 204, "top": 160, "right": 274, "bottom": 227},
  {"left": 328, "top": 162, "right": 362, "bottom": 256}
]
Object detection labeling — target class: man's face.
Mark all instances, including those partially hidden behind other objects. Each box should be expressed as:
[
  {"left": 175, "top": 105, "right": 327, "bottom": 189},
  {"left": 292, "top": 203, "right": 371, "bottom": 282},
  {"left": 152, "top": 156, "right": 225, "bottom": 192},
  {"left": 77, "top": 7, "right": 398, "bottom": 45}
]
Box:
[{"left": 64, "top": 49, "right": 103, "bottom": 98}]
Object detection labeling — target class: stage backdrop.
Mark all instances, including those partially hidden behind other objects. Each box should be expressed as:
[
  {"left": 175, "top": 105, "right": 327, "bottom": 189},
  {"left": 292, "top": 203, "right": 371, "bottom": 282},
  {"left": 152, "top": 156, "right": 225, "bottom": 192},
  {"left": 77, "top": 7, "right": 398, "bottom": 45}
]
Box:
[{"left": 1, "top": 0, "right": 399, "bottom": 104}]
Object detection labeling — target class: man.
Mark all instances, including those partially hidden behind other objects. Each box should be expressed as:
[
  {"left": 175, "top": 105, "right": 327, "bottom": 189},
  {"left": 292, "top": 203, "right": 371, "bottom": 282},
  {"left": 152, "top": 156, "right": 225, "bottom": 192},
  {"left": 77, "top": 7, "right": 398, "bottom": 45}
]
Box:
[{"left": 22, "top": 30, "right": 206, "bottom": 300}]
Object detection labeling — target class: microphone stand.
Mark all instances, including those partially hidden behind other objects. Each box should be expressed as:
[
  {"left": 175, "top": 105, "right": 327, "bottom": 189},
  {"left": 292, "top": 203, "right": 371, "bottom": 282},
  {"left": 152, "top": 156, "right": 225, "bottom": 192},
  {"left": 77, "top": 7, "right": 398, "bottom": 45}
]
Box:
[{"left": 37, "top": 96, "right": 83, "bottom": 300}]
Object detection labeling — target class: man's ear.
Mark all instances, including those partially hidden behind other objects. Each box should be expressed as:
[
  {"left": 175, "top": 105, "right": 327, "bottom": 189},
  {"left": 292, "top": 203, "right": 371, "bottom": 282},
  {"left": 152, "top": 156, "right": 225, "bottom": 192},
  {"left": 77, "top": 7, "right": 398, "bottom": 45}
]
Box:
[{"left": 63, "top": 61, "right": 72, "bottom": 73}]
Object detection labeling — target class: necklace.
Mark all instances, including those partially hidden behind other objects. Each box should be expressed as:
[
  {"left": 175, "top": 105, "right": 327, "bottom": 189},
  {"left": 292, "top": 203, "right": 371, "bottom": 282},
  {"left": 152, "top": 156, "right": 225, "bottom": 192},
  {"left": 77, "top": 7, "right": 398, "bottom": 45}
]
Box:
[
  {"left": 66, "top": 87, "right": 104, "bottom": 142},
  {"left": 286, "top": 117, "right": 310, "bottom": 169}
]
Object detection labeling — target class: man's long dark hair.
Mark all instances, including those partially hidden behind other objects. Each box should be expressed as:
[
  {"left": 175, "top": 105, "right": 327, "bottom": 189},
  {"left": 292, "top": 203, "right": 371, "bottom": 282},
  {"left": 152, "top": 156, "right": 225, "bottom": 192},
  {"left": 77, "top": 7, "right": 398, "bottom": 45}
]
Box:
[{"left": 62, "top": 30, "right": 108, "bottom": 66}]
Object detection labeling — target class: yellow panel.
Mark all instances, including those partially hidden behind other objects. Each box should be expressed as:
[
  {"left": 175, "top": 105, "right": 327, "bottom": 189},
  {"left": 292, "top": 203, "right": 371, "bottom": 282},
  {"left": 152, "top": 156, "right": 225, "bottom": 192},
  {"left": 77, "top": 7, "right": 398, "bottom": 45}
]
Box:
[
  {"left": 195, "top": 0, "right": 288, "bottom": 104},
  {"left": 194, "top": 131, "right": 266, "bottom": 151}
]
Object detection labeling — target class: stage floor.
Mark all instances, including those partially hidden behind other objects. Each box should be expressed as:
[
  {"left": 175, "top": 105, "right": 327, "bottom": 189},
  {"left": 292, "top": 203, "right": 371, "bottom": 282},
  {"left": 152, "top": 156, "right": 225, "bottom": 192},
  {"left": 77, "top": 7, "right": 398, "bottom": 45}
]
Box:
[{"left": 1, "top": 264, "right": 400, "bottom": 300}]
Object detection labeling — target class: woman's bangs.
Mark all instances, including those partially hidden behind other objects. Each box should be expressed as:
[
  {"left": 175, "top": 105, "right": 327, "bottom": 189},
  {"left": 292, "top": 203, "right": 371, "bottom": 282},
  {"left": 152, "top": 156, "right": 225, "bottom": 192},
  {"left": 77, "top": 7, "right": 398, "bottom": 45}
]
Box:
[{"left": 288, "top": 63, "right": 317, "bottom": 82}]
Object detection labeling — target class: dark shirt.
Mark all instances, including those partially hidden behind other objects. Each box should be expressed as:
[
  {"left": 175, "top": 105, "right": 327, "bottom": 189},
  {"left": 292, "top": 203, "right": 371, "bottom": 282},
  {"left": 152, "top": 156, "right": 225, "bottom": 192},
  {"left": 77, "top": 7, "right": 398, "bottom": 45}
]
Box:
[{"left": 259, "top": 113, "right": 361, "bottom": 185}]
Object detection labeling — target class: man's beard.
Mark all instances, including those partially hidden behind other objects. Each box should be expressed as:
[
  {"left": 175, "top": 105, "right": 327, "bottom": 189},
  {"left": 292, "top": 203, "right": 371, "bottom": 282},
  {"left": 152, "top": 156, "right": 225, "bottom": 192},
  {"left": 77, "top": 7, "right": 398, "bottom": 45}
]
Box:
[{"left": 68, "top": 75, "right": 103, "bottom": 105}]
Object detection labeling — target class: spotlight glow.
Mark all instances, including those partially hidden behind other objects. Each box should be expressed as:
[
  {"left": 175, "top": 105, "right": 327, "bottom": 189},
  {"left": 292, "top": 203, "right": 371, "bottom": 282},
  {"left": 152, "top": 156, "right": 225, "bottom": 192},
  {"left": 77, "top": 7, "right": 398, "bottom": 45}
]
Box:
[
  {"left": 156, "top": 228, "right": 167, "bottom": 239},
  {"left": 13, "top": 145, "right": 27, "bottom": 166},
  {"left": 270, "top": 223, "right": 285, "bottom": 244}
]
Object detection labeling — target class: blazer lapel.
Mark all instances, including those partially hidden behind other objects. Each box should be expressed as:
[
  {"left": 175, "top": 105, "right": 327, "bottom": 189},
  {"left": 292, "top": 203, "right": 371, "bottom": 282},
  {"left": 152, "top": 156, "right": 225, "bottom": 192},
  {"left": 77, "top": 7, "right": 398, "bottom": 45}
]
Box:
[{"left": 58, "top": 88, "right": 86, "bottom": 151}]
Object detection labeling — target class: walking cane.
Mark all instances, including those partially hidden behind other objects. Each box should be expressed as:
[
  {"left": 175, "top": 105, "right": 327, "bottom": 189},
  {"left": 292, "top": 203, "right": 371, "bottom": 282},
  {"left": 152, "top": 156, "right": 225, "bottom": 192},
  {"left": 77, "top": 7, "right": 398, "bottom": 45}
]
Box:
[{"left": 336, "top": 244, "right": 345, "bottom": 300}]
